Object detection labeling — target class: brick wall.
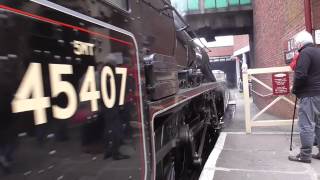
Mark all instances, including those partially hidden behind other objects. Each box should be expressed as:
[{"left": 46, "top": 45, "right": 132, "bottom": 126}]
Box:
[
  {"left": 207, "top": 35, "right": 249, "bottom": 58},
  {"left": 207, "top": 46, "right": 234, "bottom": 57},
  {"left": 312, "top": 0, "right": 320, "bottom": 30},
  {"left": 313, "top": 0, "right": 320, "bottom": 46},
  {"left": 233, "top": 35, "right": 249, "bottom": 52},
  {"left": 253, "top": 0, "right": 305, "bottom": 68},
  {"left": 252, "top": 0, "right": 305, "bottom": 118}
]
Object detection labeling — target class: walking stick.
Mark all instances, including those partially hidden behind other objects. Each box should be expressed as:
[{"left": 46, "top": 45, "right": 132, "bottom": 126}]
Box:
[{"left": 290, "top": 97, "right": 298, "bottom": 151}]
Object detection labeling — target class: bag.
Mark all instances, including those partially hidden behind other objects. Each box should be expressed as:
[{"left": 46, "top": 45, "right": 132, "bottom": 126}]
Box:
[{"left": 289, "top": 52, "right": 300, "bottom": 70}]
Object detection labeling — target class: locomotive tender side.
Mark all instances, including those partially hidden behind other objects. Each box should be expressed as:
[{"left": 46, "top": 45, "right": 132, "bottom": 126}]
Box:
[{"left": 0, "top": 0, "right": 228, "bottom": 180}]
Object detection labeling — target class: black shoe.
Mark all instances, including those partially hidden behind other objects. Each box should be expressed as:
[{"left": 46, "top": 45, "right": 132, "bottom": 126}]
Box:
[
  {"left": 288, "top": 154, "right": 311, "bottom": 163},
  {"left": 104, "top": 151, "right": 130, "bottom": 160},
  {"left": 312, "top": 153, "right": 320, "bottom": 160},
  {"left": 0, "top": 156, "right": 11, "bottom": 174},
  {"left": 103, "top": 151, "right": 112, "bottom": 159},
  {"left": 112, "top": 154, "right": 130, "bottom": 160}
]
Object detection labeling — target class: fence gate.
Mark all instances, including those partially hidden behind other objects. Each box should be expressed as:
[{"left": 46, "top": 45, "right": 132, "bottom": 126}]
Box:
[{"left": 242, "top": 66, "right": 298, "bottom": 133}]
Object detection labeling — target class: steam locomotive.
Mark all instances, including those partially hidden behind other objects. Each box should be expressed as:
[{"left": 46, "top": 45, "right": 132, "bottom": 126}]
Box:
[{"left": 0, "top": 0, "right": 228, "bottom": 179}]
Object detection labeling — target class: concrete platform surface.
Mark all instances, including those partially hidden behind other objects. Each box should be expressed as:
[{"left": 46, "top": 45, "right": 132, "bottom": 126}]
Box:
[
  {"left": 200, "top": 132, "right": 320, "bottom": 180},
  {"left": 200, "top": 90, "right": 320, "bottom": 180}
]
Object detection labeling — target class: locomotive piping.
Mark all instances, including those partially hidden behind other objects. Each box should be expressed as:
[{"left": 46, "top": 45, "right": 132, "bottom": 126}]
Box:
[{"left": 161, "top": 0, "right": 211, "bottom": 52}]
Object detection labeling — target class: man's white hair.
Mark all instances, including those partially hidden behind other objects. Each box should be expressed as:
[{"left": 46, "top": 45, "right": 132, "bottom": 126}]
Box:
[{"left": 294, "top": 30, "right": 314, "bottom": 48}]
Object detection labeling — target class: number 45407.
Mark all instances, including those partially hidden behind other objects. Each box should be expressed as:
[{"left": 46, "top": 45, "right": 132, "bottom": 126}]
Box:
[{"left": 11, "top": 63, "right": 127, "bottom": 125}]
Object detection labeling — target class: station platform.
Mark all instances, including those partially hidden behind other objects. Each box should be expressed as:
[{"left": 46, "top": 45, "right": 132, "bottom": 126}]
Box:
[
  {"left": 200, "top": 90, "right": 320, "bottom": 180},
  {"left": 200, "top": 132, "right": 320, "bottom": 180}
]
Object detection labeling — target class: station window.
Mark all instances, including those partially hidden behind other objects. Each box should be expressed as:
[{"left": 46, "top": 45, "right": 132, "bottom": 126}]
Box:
[
  {"left": 240, "top": 0, "right": 251, "bottom": 5},
  {"left": 216, "top": 0, "right": 228, "bottom": 8},
  {"left": 204, "top": 0, "right": 215, "bottom": 9},
  {"left": 229, "top": 0, "right": 240, "bottom": 6},
  {"left": 104, "top": 0, "right": 129, "bottom": 11},
  {"left": 187, "top": 0, "right": 199, "bottom": 10},
  {"left": 204, "top": 0, "right": 252, "bottom": 9}
]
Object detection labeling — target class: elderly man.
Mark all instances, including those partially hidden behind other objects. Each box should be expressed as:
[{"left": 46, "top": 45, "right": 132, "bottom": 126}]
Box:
[{"left": 289, "top": 30, "right": 320, "bottom": 163}]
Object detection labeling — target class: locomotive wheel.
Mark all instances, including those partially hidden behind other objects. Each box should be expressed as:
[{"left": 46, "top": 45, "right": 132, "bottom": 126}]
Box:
[
  {"left": 162, "top": 145, "right": 197, "bottom": 180},
  {"left": 175, "top": 144, "right": 201, "bottom": 180}
]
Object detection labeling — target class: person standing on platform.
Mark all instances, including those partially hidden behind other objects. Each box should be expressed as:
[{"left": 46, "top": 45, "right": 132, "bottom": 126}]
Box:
[{"left": 289, "top": 30, "right": 320, "bottom": 163}]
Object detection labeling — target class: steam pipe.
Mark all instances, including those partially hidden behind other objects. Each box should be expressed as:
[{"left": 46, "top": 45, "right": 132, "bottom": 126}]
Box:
[
  {"left": 161, "top": 0, "right": 211, "bottom": 52},
  {"left": 304, "top": 0, "right": 312, "bottom": 33}
]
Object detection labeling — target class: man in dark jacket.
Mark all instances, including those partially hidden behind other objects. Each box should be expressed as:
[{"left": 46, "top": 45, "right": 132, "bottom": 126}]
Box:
[{"left": 289, "top": 31, "right": 320, "bottom": 163}]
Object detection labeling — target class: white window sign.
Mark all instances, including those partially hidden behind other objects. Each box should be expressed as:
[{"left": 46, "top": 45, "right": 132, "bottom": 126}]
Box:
[{"left": 316, "top": 30, "right": 320, "bottom": 45}]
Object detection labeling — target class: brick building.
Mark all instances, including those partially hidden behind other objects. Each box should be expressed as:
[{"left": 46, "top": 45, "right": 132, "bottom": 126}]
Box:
[
  {"left": 312, "top": 0, "right": 320, "bottom": 32},
  {"left": 234, "top": 35, "right": 250, "bottom": 54},
  {"left": 252, "top": 0, "right": 319, "bottom": 118},
  {"left": 207, "top": 46, "right": 234, "bottom": 57},
  {"left": 207, "top": 35, "right": 249, "bottom": 58},
  {"left": 208, "top": 35, "right": 249, "bottom": 88},
  {"left": 312, "top": 0, "right": 320, "bottom": 45}
]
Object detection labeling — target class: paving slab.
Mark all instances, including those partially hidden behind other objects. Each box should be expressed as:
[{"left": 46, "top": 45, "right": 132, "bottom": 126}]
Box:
[{"left": 214, "top": 170, "right": 310, "bottom": 180}]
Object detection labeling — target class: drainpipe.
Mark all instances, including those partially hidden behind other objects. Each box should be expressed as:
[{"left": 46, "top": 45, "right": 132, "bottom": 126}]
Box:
[
  {"left": 304, "top": 0, "right": 312, "bottom": 33},
  {"left": 200, "top": 0, "right": 204, "bottom": 13}
]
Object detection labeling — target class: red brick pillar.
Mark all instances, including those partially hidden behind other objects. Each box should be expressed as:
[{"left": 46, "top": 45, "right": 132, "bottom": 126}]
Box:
[
  {"left": 312, "top": 0, "right": 320, "bottom": 30},
  {"left": 304, "top": 0, "right": 312, "bottom": 33}
]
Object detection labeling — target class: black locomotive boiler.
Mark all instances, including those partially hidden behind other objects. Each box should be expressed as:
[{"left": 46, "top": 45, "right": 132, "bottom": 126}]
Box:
[{"left": 0, "top": 0, "right": 229, "bottom": 180}]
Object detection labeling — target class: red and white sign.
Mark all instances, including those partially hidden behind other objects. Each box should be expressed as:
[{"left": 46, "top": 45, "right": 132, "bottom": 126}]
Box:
[{"left": 272, "top": 73, "right": 290, "bottom": 95}]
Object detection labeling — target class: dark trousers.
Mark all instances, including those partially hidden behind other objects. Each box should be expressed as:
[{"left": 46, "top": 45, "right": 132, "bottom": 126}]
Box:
[{"left": 298, "top": 96, "right": 320, "bottom": 159}]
